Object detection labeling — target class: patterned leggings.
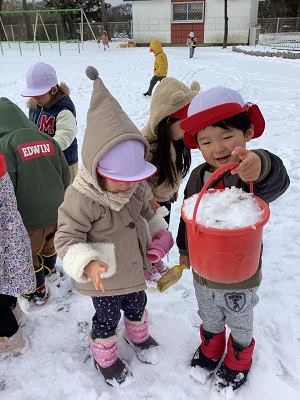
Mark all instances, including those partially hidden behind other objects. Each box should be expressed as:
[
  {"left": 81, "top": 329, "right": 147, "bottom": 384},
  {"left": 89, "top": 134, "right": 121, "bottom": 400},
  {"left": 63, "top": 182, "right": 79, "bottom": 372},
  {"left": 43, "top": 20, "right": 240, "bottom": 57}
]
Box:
[{"left": 91, "top": 290, "right": 147, "bottom": 340}]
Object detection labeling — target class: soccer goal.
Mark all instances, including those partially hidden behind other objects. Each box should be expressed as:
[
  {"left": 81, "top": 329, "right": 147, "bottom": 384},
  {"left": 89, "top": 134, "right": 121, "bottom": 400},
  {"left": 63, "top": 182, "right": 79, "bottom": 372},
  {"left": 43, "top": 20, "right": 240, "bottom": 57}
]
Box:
[{"left": 0, "top": 8, "right": 100, "bottom": 55}]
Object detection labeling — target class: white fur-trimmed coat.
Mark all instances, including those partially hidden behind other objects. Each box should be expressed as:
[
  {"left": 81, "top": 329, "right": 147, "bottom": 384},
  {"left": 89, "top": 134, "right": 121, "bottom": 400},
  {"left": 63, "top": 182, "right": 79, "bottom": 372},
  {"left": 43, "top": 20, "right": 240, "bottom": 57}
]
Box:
[{"left": 54, "top": 170, "right": 168, "bottom": 297}]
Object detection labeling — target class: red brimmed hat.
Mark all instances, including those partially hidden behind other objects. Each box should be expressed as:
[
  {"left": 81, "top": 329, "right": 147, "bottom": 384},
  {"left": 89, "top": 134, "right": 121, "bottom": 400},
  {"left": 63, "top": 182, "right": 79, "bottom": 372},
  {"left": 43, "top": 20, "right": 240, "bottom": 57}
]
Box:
[
  {"left": 170, "top": 104, "right": 190, "bottom": 120},
  {"left": 181, "top": 87, "right": 265, "bottom": 149}
]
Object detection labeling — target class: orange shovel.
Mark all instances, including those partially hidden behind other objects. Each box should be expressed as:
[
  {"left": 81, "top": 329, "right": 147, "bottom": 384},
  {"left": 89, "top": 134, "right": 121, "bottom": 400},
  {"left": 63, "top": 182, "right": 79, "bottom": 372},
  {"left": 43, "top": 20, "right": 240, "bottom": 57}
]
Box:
[{"left": 157, "top": 264, "right": 187, "bottom": 293}]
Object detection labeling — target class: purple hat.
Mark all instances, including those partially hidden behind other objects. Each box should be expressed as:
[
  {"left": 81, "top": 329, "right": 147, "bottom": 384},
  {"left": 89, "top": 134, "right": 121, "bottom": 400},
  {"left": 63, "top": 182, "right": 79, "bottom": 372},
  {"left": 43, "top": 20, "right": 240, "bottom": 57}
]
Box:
[
  {"left": 21, "top": 62, "right": 58, "bottom": 97},
  {"left": 96, "top": 139, "right": 156, "bottom": 182}
]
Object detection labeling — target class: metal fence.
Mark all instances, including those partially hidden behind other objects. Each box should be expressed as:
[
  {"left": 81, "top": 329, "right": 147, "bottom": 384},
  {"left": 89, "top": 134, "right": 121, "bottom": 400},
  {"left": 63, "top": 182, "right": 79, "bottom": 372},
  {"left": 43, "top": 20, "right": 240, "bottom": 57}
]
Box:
[
  {"left": 1, "top": 21, "right": 132, "bottom": 42},
  {"left": 258, "top": 32, "right": 300, "bottom": 50},
  {"left": 257, "top": 18, "right": 300, "bottom": 34}
]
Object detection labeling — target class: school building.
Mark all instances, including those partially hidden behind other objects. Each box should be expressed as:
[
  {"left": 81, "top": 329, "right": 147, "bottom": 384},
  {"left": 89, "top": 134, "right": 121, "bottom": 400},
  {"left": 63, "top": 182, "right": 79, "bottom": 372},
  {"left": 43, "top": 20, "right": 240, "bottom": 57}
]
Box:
[{"left": 128, "top": 0, "right": 263, "bottom": 45}]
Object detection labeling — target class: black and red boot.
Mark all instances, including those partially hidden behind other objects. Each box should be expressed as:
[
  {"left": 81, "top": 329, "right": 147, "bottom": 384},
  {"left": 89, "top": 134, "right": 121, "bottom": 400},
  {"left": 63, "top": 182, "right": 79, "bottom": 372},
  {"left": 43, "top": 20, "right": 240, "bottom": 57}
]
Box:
[
  {"left": 215, "top": 334, "right": 255, "bottom": 391},
  {"left": 190, "top": 325, "right": 226, "bottom": 383}
]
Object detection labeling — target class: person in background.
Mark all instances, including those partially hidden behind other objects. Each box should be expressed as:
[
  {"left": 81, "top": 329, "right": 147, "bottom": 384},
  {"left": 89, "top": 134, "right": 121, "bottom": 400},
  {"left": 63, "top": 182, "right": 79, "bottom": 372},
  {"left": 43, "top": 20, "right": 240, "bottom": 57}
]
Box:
[
  {"left": 0, "top": 98, "right": 70, "bottom": 305},
  {"left": 21, "top": 62, "right": 78, "bottom": 184},
  {"left": 186, "top": 31, "right": 197, "bottom": 58},
  {"left": 143, "top": 39, "right": 168, "bottom": 97},
  {"left": 141, "top": 77, "right": 200, "bottom": 285},
  {"left": 100, "top": 30, "right": 109, "bottom": 50},
  {"left": 0, "top": 152, "right": 36, "bottom": 359},
  {"left": 55, "top": 66, "right": 173, "bottom": 386},
  {"left": 177, "top": 86, "right": 290, "bottom": 392}
]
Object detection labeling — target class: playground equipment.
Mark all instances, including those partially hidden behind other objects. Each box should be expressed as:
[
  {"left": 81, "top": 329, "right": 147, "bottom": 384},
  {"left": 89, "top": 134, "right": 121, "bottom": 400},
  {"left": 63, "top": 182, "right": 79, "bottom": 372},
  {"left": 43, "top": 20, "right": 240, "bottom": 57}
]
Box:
[{"left": 0, "top": 8, "right": 99, "bottom": 55}]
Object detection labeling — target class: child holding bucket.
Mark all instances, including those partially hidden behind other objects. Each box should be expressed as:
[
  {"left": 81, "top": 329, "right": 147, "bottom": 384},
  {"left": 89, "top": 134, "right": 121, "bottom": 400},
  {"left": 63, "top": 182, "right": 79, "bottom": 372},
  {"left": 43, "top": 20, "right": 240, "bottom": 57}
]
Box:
[
  {"left": 55, "top": 66, "right": 173, "bottom": 386},
  {"left": 177, "top": 86, "right": 290, "bottom": 392},
  {"left": 141, "top": 77, "right": 200, "bottom": 284}
]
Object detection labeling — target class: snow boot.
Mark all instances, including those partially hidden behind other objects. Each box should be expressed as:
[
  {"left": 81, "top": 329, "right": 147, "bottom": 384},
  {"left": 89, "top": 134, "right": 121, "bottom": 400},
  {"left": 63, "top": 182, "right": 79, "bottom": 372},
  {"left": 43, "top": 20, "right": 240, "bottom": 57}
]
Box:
[
  {"left": 88, "top": 332, "right": 132, "bottom": 387},
  {"left": 144, "top": 264, "right": 161, "bottom": 288},
  {"left": 23, "top": 265, "right": 48, "bottom": 305},
  {"left": 214, "top": 334, "right": 255, "bottom": 391},
  {"left": 143, "top": 92, "right": 152, "bottom": 97},
  {"left": 11, "top": 301, "right": 25, "bottom": 327},
  {"left": 155, "top": 260, "right": 169, "bottom": 275},
  {"left": 190, "top": 325, "right": 225, "bottom": 384},
  {"left": 0, "top": 328, "right": 29, "bottom": 360},
  {"left": 38, "top": 252, "right": 57, "bottom": 276},
  {"left": 124, "top": 309, "right": 163, "bottom": 364}
]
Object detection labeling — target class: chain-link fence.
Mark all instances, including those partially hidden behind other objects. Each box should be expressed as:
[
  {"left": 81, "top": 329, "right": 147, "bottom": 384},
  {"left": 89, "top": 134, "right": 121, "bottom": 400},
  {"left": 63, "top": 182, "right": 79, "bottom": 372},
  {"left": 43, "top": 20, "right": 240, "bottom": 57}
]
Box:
[
  {"left": 257, "top": 18, "right": 300, "bottom": 34},
  {"left": 1, "top": 21, "right": 132, "bottom": 42}
]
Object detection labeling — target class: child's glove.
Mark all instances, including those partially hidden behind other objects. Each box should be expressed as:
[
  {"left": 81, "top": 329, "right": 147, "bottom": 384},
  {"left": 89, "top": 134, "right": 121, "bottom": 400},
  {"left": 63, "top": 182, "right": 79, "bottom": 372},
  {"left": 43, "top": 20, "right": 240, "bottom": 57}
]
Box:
[{"left": 146, "top": 229, "right": 174, "bottom": 263}]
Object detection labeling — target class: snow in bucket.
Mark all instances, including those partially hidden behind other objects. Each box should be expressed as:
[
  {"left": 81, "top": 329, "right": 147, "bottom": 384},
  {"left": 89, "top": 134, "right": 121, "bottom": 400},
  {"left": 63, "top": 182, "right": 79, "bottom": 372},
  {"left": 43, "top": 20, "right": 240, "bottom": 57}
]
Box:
[{"left": 183, "top": 186, "right": 263, "bottom": 230}]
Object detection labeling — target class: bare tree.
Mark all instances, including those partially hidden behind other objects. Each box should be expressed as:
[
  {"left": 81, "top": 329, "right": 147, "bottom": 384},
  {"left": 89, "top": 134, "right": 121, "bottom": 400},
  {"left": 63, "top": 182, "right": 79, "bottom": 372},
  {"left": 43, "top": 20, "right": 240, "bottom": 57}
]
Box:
[
  {"left": 22, "top": 0, "right": 33, "bottom": 41},
  {"left": 100, "top": 0, "right": 108, "bottom": 37},
  {"left": 223, "top": 0, "right": 228, "bottom": 48}
]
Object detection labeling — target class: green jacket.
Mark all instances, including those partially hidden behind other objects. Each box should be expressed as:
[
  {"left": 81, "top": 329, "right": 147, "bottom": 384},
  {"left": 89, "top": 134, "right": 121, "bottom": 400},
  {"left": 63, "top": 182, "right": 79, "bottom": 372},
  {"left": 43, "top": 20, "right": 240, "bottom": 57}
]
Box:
[{"left": 0, "top": 97, "right": 70, "bottom": 230}]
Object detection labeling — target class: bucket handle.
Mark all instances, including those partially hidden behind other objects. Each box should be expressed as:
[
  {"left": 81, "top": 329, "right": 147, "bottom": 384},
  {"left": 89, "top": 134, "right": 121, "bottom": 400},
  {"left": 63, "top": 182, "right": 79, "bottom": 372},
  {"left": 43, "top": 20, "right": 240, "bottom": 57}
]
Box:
[{"left": 192, "top": 162, "right": 254, "bottom": 233}]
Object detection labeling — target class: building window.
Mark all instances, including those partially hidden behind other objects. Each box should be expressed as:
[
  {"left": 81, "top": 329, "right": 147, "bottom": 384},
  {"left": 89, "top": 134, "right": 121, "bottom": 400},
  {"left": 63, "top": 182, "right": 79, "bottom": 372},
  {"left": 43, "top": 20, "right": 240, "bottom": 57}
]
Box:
[{"left": 172, "top": 2, "right": 204, "bottom": 23}]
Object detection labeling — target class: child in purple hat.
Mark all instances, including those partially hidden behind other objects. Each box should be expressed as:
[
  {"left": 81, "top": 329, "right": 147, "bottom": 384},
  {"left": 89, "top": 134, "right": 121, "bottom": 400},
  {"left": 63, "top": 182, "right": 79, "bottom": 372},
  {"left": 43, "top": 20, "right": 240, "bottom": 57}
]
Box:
[
  {"left": 177, "top": 86, "right": 290, "bottom": 392},
  {"left": 55, "top": 66, "right": 173, "bottom": 386},
  {"left": 21, "top": 62, "right": 78, "bottom": 184}
]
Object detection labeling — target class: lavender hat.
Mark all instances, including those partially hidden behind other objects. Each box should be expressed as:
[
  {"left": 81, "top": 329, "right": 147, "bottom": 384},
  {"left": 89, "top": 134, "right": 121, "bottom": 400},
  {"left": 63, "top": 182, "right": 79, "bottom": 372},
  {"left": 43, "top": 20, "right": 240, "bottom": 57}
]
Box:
[
  {"left": 96, "top": 139, "right": 156, "bottom": 182},
  {"left": 21, "top": 62, "right": 58, "bottom": 97}
]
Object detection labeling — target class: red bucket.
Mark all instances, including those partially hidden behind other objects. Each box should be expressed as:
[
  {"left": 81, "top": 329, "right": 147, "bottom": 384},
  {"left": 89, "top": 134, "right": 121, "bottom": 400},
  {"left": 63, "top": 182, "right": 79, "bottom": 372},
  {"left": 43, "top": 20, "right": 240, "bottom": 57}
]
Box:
[{"left": 181, "top": 163, "right": 270, "bottom": 283}]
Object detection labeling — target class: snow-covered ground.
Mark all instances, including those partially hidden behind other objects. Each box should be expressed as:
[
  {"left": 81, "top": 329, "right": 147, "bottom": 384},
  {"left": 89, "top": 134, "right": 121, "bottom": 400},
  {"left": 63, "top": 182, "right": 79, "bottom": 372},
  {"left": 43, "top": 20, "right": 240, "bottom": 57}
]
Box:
[{"left": 1, "top": 40, "right": 300, "bottom": 400}]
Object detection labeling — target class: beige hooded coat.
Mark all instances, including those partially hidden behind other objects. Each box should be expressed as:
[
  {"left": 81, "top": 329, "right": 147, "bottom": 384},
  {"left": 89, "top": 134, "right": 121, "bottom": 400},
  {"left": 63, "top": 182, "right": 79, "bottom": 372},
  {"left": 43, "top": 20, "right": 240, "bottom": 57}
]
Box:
[
  {"left": 141, "top": 77, "right": 200, "bottom": 202},
  {"left": 54, "top": 67, "right": 168, "bottom": 297}
]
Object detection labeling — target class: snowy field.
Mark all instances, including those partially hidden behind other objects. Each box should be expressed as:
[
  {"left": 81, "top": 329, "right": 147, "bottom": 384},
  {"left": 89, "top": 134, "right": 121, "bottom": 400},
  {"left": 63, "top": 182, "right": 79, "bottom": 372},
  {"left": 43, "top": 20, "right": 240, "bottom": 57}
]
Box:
[{"left": 0, "top": 40, "right": 300, "bottom": 400}]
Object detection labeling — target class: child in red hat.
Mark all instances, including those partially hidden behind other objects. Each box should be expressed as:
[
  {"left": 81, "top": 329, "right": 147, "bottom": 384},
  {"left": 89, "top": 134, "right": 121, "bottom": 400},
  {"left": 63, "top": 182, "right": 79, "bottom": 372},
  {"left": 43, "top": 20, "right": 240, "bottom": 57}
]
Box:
[
  {"left": 177, "top": 86, "right": 290, "bottom": 392},
  {"left": 142, "top": 77, "right": 200, "bottom": 285}
]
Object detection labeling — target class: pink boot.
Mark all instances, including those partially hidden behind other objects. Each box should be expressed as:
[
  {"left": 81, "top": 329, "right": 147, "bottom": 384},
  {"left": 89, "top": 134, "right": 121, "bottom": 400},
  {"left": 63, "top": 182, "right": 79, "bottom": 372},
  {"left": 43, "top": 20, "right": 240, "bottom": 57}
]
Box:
[
  {"left": 144, "top": 265, "right": 161, "bottom": 288},
  {"left": 155, "top": 259, "right": 170, "bottom": 274},
  {"left": 88, "top": 332, "right": 132, "bottom": 386},
  {"left": 124, "top": 310, "right": 163, "bottom": 364}
]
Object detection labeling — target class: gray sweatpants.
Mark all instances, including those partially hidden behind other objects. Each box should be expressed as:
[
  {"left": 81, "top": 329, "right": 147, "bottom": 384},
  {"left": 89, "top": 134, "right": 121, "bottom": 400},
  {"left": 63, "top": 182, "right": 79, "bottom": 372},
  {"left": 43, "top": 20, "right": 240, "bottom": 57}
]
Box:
[{"left": 193, "top": 280, "right": 259, "bottom": 347}]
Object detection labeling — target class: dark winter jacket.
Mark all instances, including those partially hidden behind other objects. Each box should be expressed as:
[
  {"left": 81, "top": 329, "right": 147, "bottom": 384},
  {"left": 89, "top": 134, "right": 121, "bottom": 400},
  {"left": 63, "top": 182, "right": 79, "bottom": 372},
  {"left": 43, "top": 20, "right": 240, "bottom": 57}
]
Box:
[
  {"left": 28, "top": 83, "right": 78, "bottom": 166},
  {"left": 177, "top": 149, "right": 290, "bottom": 290},
  {"left": 0, "top": 97, "right": 70, "bottom": 230}
]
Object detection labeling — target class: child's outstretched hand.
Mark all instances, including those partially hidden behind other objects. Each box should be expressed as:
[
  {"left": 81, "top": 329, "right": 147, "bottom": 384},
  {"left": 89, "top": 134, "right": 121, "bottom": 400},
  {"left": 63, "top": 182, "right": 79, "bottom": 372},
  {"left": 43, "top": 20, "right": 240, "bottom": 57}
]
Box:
[
  {"left": 231, "top": 147, "right": 261, "bottom": 182},
  {"left": 84, "top": 260, "right": 108, "bottom": 291}
]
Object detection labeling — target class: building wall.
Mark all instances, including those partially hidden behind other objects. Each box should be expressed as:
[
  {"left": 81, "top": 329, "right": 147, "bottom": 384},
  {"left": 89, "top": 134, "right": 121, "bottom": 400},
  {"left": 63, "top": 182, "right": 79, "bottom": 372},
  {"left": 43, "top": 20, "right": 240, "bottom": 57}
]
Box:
[
  {"left": 132, "top": 0, "right": 171, "bottom": 43},
  {"left": 131, "top": 0, "right": 260, "bottom": 45},
  {"left": 204, "top": 0, "right": 253, "bottom": 44}
]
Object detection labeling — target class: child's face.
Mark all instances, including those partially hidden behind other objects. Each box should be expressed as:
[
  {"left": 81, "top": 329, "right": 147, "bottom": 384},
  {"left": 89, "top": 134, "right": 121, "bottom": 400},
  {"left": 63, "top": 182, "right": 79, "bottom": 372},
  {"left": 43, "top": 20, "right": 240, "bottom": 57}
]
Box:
[
  {"left": 31, "top": 86, "right": 57, "bottom": 107},
  {"left": 196, "top": 125, "right": 253, "bottom": 170},
  {"left": 169, "top": 120, "right": 184, "bottom": 141},
  {"left": 105, "top": 179, "right": 137, "bottom": 194}
]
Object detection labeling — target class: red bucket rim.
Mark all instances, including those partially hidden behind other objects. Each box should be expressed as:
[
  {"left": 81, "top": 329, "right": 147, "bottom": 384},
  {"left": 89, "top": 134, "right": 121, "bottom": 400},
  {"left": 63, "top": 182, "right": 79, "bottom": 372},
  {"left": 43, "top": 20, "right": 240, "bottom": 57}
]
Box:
[{"left": 182, "top": 191, "right": 270, "bottom": 236}]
